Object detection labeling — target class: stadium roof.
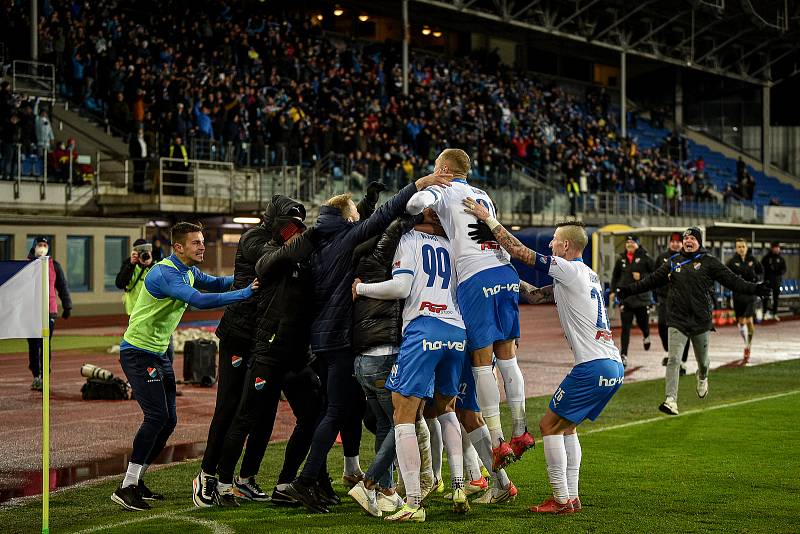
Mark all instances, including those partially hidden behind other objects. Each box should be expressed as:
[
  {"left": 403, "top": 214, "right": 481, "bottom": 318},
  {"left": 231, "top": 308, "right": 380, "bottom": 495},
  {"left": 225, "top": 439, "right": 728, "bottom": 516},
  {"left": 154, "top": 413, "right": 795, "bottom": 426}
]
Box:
[{"left": 410, "top": 0, "right": 800, "bottom": 86}]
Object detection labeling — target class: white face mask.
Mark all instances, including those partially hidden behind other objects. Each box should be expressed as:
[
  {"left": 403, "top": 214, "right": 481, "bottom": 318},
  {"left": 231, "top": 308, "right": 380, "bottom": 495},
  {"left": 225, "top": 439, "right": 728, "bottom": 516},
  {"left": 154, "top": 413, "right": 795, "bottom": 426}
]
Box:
[{"left": 35, "top": 245, "right": 49, "bottom": 257}]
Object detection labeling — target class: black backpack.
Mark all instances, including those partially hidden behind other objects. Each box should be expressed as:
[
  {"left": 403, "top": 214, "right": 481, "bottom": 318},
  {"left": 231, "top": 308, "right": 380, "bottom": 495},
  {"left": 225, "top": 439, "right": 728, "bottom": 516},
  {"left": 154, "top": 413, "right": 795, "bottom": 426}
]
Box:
[{"left": 81, "top": 378, "right": 131, "bottom": 400}]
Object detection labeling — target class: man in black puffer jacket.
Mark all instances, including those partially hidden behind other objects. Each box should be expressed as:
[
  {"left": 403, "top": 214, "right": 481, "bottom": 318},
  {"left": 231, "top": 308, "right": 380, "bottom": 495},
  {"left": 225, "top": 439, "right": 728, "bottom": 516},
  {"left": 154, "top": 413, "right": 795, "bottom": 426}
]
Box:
[
  {"left": 282, "top": 171, "right": 454, "bottom": 513},
  {"left": 618, "top": 227, "right": 770, "bottom": 416},
  {"left": 193, "top": 196, "right": 294, "bottom": 507},
  {"left": 212, "top": 196, "right": 327, "bottom": 509},
  {"left": 609, "top": 235, "right": 654, "bottom": 367},
  {"left": 654, "top": 233, "right": 691, "bottom": 371}
]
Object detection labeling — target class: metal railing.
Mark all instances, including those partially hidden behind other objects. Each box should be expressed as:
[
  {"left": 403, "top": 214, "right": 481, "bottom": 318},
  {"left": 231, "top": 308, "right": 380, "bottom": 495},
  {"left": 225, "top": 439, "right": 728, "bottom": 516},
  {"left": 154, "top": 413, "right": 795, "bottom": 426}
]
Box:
[{"left": 12, "top": 60, "right": 56, "bottom": 102}]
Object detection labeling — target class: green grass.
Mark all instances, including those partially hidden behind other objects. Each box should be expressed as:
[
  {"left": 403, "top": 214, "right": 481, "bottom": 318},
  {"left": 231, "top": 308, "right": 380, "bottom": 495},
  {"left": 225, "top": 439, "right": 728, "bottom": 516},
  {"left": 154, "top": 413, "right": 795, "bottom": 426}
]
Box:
[
  {"left": 0, "top": 335, "right": 119, "bottom": 355},
  {"left": 3, "top": 360, "right": 799, "bottom": 534}
]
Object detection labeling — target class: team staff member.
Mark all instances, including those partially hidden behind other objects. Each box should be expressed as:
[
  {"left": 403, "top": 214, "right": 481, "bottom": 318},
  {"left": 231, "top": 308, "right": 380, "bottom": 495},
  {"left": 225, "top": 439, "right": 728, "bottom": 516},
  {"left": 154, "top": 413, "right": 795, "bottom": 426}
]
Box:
[
  {"left": 193, "top": 196, "right": 295, "bottom": 507},
  {"left": 282, "top": 172, "right": 453, "bottom": 512},
  {"left": 609, "top": 236, "right": 654, "bottom": 367},
  {"left": 26, "top": 236, "right": 71, "bottom": 391},
  {"left": 654, "top": 233, "right": 690, "bottom": 371},
  {"left": 617, "top": 227, "right": 769, "bottom": 416},
  {"left": 726, "top": 238, "right": 763, "bottom": 363},
  {"left": 760, "top": 242, "right": 786, "bottom": 321},
  {"left": 212, "top": 203, "right": 326, "bottom": 509},
  {"left": 112, "top": 222, "right": 258, "bottom": 512}
]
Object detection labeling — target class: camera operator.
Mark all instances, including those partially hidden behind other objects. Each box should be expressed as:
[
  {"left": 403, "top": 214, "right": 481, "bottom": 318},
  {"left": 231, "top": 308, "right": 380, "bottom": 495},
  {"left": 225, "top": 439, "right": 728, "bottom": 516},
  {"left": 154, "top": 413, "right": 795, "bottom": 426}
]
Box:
[{"left": 116, "top": 239, "right": 155, "bottom": 316}]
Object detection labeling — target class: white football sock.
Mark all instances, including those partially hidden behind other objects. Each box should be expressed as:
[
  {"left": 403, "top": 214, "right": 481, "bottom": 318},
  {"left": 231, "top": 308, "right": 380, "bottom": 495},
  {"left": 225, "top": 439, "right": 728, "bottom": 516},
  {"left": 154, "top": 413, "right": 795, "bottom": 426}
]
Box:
[
  {"left": 461, "top": 424, "right": 482, "bottom": 481},
  {"left": 473, "top": 365, "right": 503, "bottom": 447},
  {"left": 468, "top": 425, "right": 510, "bottom": 489},
  {"left": 563, "top": 433, "right": 582, "bottom": 499},
  {"left": 139, "top": 463, "right": 149, "bottom": 480},
  {"left": 122, "top": 462, "right": 142, "bottom": 488},
  {"left": 425, "top": 417, "right": 443, "bottom": 481},
  {"left": 437, "top": 412, "right": 464, "bottom": 488},
  {"left": 738, "top": 324, "right": 748, "bottom": 344},
  {"left": 746, "top": 323, "right": 754, "bottom": 347},
  {"left": 415, "top": 418, "right": 434, "bottom": 488},
  {"left": 543, "top": 435, "right": 569, "bottom": 504},
  {"left": 344, "top": 455, "right": 362, "bottom": 476},
  {"left": 496, "top": 357, "right": 527, "bottom": 437},
  {"left": 395, "top": 423, "right": 422, "bottom": 507}
]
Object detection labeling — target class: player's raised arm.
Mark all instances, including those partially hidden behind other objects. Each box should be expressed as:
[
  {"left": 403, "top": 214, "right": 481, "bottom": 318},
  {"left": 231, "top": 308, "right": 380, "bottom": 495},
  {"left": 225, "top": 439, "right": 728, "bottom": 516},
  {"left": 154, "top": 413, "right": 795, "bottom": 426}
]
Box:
[{"left": 462, "top": 197, "right": 535, "bottom": 265}]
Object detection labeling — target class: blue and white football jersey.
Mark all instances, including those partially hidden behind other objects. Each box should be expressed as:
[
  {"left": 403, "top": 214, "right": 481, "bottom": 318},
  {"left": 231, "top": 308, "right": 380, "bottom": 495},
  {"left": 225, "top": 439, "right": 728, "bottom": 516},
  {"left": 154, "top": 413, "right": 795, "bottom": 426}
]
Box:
[
  {"left": 407, "top": 179, "right": 511, "bottom": 284},
  {"left": 391, "top": 230, "right": 465, "bottom": 333}
]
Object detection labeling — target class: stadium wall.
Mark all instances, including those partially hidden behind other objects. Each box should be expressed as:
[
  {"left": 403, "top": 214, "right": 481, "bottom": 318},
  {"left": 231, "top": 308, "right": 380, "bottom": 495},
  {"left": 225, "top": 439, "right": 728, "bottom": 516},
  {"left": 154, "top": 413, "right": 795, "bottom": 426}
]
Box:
[{"left": 0, "top": 216, "right": 145, "bottom": 316}]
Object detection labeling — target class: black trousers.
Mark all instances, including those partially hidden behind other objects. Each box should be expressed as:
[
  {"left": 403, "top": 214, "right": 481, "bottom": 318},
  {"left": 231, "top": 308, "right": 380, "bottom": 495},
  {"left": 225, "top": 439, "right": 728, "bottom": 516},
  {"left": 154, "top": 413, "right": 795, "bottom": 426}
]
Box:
[
  {"left": 658, "top": 302, "right": 690, "bottom": 362},
  {"left": 201, "top": 337, "right": 262, "bottom": 475},
  {"left": 119, "top": 347, "right": 177, "bottom": 466},
  {"left": 28, "top": 316, "right": 55, "bottom": 377},
  {"left": 216, "top": 357, "right": 324, "bottom": 485},
  {"left": 620, "top": 305, "right": 650, "bottom": 357},
  {"left": 298, "top": 349, "right": 366, "bottom": 484},
  {"left": 762, "top": 282, "right": 781, "bottom": 316}
]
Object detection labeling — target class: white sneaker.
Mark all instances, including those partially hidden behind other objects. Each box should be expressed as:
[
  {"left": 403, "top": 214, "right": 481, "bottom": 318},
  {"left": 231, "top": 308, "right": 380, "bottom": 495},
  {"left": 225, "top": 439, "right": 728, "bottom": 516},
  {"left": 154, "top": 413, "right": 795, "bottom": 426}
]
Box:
[
  {"left": 659, "top": 397, "right": 679, "bottom": 415},
  {"left": 473, "top": 481, "right": 518, "bottom": 504},
  {"left": 348, "top": 481, "right": 380, "bottom": 517},
  {"left": 697, "top": 375, "right": 708, "bottom": 398},
  {"left": 377, "top": 490, "right": 404, "bottom": 513}
]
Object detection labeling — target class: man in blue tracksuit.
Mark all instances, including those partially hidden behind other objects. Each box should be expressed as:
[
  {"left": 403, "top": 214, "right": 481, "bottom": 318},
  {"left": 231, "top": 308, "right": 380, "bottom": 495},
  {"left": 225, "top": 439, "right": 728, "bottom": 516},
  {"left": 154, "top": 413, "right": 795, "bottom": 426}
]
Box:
[{"left": 282, "top": 171, "right": 454, "bottom": 513}]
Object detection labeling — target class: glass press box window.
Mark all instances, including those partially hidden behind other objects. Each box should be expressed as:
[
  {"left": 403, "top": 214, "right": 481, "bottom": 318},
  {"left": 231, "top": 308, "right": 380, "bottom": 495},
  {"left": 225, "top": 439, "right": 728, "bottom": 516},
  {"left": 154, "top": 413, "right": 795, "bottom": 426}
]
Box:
[
  {"left": 104, "top": 236, "right": 129, "bottom": 290},
  {"left": 67, "top": 236, "right": 92, "bottom": 292}
]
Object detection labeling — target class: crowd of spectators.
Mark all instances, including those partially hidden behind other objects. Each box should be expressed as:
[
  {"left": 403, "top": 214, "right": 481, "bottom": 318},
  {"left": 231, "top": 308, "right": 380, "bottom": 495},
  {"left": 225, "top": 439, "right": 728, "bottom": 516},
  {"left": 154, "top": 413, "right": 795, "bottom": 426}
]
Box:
[{"left": 7, "top": 0, "right": 731, "bottom": 208}]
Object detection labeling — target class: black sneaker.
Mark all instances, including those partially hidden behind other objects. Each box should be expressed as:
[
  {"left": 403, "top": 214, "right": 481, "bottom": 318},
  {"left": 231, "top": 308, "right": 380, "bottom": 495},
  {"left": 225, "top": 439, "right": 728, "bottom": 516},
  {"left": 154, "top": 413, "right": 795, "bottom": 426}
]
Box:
[
  {"left": 111, "top": 484, "right": 151, "bottom": 511},
  {"left": 661, "top": 357, "right": 668, "bottom": 367},
  {"left": 315, "top": 476, "right": 341, "bottom": 506},
  {"left": 271, "top": 483, "right": 301, "bottom": 506},
  {"left": 215, "top": 488, "right": 240, "bottom": 507},
  {"left": 138, "top": 480, "right": 164, "bottom": 500},
  {"left": 31, "top": 377, "right": 42, "bottom": 391},
  {"left": 643, "top": 336, "right": 651, "bottom": 351},
  {"left": 621, "top": 354, "right": 628, "bottom": 368},
  {"left": 235, "top": 476, "right": 270, "bottom": 502},
  {"left": 282, "top": 480, "right": 329, "bottom": 513},
  {"left": 192, "top": 472, "right": 218, "bottom": 508}
]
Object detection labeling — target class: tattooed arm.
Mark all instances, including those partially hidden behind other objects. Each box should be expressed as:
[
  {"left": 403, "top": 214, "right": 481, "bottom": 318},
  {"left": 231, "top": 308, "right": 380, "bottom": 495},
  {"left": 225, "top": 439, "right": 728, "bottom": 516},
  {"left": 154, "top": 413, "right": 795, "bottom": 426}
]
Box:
[
  {"left": 462, "top": 197, "right": 535, "bottom": 265},
  {"left": 520, "top": 281, "right": 554, "bottom": 304}
]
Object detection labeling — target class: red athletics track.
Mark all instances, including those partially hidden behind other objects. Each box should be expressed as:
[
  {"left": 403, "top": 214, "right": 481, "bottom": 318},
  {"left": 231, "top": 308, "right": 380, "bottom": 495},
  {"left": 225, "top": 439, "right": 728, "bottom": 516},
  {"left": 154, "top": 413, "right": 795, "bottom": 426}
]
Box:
[{"left": 1, "top": 306, "right": 798, "bottom": 503}]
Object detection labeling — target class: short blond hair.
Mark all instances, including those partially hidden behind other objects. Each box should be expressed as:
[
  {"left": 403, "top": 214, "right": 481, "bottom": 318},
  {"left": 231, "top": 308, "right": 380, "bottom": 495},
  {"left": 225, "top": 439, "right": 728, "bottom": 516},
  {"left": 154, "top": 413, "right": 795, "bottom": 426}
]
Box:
[
  {"left": 556, "top": 221, "right": 588, "bottom": 252},
  {"left": 325, "top": 193, "right": 354, "bottom": 216},
  {"left": 438, "top": 148, "right": 471, "bottom": 175}
]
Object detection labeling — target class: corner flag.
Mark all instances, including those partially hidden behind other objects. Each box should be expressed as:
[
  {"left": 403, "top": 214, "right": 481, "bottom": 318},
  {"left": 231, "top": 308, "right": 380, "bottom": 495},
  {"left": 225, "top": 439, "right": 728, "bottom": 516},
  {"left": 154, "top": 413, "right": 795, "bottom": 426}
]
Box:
[
  {"left": 0, "top": 257, "right": 51, "bottom": 533},
  {"left": 0, "top": 258, "right": 45, "bottom": 339}
]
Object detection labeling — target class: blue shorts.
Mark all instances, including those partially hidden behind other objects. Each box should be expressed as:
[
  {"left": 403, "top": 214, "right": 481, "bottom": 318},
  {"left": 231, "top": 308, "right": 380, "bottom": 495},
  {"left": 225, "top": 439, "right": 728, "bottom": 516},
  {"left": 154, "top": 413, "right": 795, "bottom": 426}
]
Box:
[
  {"left": 455, "top": 348, "right": 480, "bottom": 413},
  {"left": 386, "top": 316, "right": 467, "bottom": 400},
  {"left": 549, "top": 359, "right": 624, "bottom": 424},
  {"left": 457, "top": 265, "right": 520, "bottom": 350}
]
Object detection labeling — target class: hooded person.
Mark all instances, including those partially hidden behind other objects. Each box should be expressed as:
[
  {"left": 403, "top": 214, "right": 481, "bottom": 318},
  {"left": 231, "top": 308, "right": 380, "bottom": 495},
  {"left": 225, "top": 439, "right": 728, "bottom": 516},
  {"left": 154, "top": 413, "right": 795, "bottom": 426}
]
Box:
[
  {"left": 654, "top": 232, "right": 691, "bottom": 371},
  {"left": 193, "top": 199, "right": 279, "bottom": 507},
  {"left": 617, "top": 227, "right": 770, "bottom": 415},
  {"left": 206, "top": 195, "right": 328, "bottom": 509},
  {"left": 26, "top": 236, "right": 71, "bottom": 391},
  {"left": 609, "top": 235, "right": 654, "bottom": 367}
]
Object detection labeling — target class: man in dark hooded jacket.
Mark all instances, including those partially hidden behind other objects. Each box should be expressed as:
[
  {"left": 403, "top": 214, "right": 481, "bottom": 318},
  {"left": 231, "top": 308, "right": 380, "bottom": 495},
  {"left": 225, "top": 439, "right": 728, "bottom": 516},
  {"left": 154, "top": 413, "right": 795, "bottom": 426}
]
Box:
[
  {"left": 210, "top": 197, "right": 327, "bottom": 508},
  {"left": 618, "top": 227, "right": 770, "bottom": 416},
  {"left": 282, "top": 171, "right": 453, "bottom": 513},
  {"left": 609, "top": 235, "right": 654, "bottom": 367}
]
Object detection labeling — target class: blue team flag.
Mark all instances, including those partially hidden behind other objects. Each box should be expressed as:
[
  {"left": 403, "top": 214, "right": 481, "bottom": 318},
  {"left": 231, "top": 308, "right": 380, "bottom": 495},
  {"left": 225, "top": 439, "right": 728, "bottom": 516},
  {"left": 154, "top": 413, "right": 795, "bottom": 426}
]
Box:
[{"left": 0, "top": 258, "right": 46, "bottom": 339}]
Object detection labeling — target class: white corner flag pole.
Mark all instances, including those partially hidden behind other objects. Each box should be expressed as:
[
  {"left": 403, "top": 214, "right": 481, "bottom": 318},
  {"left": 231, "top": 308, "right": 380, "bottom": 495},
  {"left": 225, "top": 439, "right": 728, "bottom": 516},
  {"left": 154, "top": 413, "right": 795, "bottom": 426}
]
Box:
[{"left": 41, "top": 257, "right": 50, "bottom": 534}]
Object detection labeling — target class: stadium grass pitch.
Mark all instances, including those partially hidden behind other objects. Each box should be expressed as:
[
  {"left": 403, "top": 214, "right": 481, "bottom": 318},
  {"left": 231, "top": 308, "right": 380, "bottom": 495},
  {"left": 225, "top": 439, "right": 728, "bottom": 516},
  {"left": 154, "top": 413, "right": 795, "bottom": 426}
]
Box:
[{"left": 2, "top": 359, "right": 799, "bottom": 533}]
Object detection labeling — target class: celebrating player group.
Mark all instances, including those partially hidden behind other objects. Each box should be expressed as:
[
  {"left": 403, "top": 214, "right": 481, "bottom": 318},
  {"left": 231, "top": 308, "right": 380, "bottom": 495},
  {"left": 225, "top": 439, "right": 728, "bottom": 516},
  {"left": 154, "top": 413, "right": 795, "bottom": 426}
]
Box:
[{"left": 112, "top": 148, "right": 635, "bottom": 521}]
